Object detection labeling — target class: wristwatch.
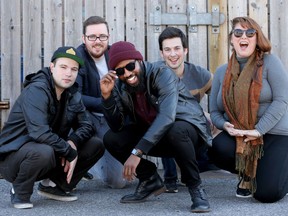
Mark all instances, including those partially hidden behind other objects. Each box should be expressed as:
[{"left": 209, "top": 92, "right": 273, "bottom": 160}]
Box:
[{"left": 131, "top": 148, "right": 143, "bottom": 158}]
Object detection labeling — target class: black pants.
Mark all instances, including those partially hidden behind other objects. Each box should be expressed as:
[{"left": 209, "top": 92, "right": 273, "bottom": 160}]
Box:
[
  {"left": 209, "top": 131, "right": 288, "bottom": 203},
  {"left": 104, "top": 120, "right": 202, "bottom": 188},
  {"left": 0, "top": 136, "right": 104, "bottom": 197}
]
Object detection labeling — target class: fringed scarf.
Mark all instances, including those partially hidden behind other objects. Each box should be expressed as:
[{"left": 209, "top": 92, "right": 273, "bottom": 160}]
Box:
[{"left": 222, "top": 51, "right": 264, "bottom": 193}]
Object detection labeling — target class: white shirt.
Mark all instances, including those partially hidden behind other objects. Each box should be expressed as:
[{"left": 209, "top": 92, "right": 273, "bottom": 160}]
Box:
[{"left": 95, "top": 55, "right": 108, "bottom": 79}]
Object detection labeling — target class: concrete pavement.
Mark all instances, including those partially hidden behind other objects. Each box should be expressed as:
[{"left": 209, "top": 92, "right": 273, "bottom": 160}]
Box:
[{"left": 0, "top": 170, "right": 287, "bottom": 216}]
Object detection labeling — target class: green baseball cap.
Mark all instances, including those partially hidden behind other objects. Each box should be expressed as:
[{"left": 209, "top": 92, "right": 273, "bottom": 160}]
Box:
[{"left": 51, "top": 46, "right": 84, "bottom": 67}]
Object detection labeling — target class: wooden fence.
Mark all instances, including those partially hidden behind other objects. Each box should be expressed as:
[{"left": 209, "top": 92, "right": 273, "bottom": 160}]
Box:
[{"left": 1, "top": 0, "right": 288, "bottom": 128}]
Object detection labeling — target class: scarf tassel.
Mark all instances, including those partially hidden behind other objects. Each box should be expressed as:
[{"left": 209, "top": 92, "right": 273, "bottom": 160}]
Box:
[{"left": 236, "top": 144, "right": 264, "bottom": 194}]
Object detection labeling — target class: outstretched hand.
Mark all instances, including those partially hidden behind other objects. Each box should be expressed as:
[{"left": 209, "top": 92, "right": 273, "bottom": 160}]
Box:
[{"left": 123, "top": 155, "right": 141, "bottom": 182}]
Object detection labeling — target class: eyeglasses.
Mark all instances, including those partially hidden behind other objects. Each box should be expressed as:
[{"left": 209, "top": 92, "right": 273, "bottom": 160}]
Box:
[
  {"left": 85, "top": 34, "right": 109, "bottom": 41},
  {"left": 115, "top": 61, "right": 136, "bottom": 76},
  {"left": 232, "top": 29, "right": 257, "bottom": 38}
]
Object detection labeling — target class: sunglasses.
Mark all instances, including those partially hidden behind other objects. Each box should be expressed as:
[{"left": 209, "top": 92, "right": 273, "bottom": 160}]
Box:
[
  {"left": 232, "top": 29, "right": 257, "bottom": 38},
  {"left": 115, "top": 61, "right": 136, "bottom": 76}
]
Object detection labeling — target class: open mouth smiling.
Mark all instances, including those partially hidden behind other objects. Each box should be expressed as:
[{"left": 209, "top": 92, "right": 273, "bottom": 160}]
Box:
[{"left": 240, "top": 41, "right": 248, "bottom": 48}]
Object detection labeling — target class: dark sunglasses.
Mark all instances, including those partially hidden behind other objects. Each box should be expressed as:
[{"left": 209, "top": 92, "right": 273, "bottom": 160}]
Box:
[
  {"left": 232, "top": 29, "right": 257, "bottom": 38},
  {"left": 115, "top": 61, "right": 136, "bottom": 76}
]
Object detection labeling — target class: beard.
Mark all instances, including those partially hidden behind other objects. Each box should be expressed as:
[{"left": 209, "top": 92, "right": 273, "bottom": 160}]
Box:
[
  {"left": 88, "top": 43, "right": 108, "bottom": 59},
  {"left": 90, "top": 49, "right": 105, "bottom": 59},
  {"left": 125, "top": 69, "right": 146, "bottom": 94}
]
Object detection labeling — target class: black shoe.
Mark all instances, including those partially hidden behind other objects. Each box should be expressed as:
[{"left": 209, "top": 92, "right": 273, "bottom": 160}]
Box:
[
  {"left": 164, "top": 179, "right": 178, "bottom": 193},
  {"left": 37, "top": 183, "right": 77, "bottom": 202},
  {"left": 10, "top": 188, "right": 33, "bottom": 209},
  {"left": 236, "top": 180, "right": 252, "bottom": 198},
  {"left": 189, "top": 186, "right": 211, "bottom": 213},
  {"left": 120, "top": 172, "right": 165, "bottom": 203},
  {"left": 82, "top": 172, "right": 93, "bottom": 181}
]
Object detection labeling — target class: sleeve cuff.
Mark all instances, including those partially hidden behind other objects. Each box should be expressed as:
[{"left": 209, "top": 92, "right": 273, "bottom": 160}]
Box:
[
  {"left": 135, "top": 138, "right": 154, "bottom": 154},
  {"left": 102, "top": 94, "right": 115, "bottom": 109},
  {"left": 65, "top": 147, "right": 77, "bottom": 162}
]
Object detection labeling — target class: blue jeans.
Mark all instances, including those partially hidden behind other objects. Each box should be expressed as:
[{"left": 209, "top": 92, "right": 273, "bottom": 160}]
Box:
[
  {"left": 88, "top": 112, "right": 126, "bottom": 189},
  {"left": 162, "top": 158, "right": 178, "bottom": 181},
  {"left": 162, "top": 145, "right": 215, "bottom": 182}
]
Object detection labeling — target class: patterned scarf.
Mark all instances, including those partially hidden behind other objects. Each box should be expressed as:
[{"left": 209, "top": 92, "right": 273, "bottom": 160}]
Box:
[{"left": 222, "top": 51, "right": 264, "bottom": 193}]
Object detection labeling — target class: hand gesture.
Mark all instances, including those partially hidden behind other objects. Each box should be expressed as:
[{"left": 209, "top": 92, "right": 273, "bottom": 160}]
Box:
[
  {"left": 100, "top": 70, "right": 118, "bottom": 99},
  {"left": 223, "top": 122, "right": 261, "bottom": 142},
  {"left": 66, "top": 156, "right": 78, "bottom": 184},
  {"left": 232, "top": 129, "right": 261, "bottom": 142},
  {"left": 62, "top": 140, "right": 78, "bottom": 184}
]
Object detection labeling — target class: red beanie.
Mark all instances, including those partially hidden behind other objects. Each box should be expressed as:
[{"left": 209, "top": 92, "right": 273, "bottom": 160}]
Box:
[{"left": 108, "top": 41, "right": 143, "bottom": 69}]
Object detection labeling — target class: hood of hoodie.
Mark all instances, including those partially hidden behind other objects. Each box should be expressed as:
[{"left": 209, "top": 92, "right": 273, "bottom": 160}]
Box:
[{"left": 23, "top": 67, "right": 53, "bottom": 88}]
